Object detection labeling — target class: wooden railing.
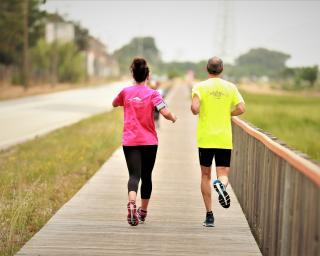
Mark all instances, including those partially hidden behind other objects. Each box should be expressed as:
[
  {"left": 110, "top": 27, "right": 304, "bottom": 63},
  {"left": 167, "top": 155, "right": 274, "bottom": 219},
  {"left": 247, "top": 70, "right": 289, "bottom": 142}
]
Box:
[{"left": 230, "top": 117, "right": 320, "bottom": 256}]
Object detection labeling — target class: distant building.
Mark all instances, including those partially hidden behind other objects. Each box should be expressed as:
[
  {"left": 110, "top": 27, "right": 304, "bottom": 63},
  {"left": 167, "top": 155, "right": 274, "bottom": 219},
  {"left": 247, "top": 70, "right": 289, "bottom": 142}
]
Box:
[
  {"left": 86, "top": 37, "right": 119, "bottom": 78},
  {"left": 45, "top": 20, "right": 119, "bottom": 79},
  {"left": 45, "top": 22, "right": 75, "bottom": 44}
]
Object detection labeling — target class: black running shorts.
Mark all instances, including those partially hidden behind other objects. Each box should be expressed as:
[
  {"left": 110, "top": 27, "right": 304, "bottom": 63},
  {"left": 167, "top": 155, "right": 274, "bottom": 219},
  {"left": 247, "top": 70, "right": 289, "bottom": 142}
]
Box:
[{"left": 198, "top": 148, "right": 231, "bottom": 167}]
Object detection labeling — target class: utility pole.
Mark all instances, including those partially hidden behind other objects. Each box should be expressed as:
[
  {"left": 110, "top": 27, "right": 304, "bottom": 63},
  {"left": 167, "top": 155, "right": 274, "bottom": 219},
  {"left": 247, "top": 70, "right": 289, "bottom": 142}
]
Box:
[
  {"left": 51, "top": 22, "right": 58, "bottom": 86},
  {"left": 216, "top": 1, "right": 234, "bottom": 63},
  {"left": 22, "top": 0, "right": 29, "bottom": 89}
]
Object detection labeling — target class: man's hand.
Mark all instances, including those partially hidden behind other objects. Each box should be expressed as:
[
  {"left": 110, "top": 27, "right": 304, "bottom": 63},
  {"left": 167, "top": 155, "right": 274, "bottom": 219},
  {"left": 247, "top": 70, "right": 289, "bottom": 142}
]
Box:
[{"left": 231, "top": 102, "right": 245, "bottom": 116}]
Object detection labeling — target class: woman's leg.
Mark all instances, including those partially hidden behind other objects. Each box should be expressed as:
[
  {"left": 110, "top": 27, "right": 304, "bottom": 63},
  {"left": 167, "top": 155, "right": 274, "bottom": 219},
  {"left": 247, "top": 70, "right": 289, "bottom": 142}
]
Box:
[
  {"left": 123, "top": 146, "right": 143, "bottom": 226},
  {"left": 140, "top": 145, "right": 158, "bottom": 211},
  {"left": 123, "top": 146, "right": 142, "bottom": 202}
]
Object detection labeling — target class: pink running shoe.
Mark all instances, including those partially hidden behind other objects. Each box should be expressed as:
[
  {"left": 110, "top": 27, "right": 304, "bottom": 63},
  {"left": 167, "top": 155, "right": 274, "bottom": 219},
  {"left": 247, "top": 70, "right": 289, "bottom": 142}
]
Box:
[
  {"left": 127, "top": 201, "right": 139, "bottom": 226},
  {"left": 137, "top": 207, "right": 147, "bottom": 224}
]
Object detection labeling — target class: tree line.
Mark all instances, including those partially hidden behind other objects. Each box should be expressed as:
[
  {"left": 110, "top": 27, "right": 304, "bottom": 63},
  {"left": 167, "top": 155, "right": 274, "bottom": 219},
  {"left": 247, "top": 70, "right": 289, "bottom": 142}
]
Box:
[{"left": 114, "top": 37, "right": 318, "bottom": 89}]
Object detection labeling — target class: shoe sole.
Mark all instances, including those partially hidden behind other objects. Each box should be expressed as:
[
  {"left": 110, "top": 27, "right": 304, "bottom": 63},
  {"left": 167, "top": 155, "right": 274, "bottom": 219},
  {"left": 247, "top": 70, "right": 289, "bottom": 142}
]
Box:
[
  {"left": 202, "top": 222, "right": 214, "bottom": 227},
  {"left": 127, "top": 204, "right": 139, "bottom": 226},
  {"left": 214, "top": 182, "right": 231, "bottom": 208}
]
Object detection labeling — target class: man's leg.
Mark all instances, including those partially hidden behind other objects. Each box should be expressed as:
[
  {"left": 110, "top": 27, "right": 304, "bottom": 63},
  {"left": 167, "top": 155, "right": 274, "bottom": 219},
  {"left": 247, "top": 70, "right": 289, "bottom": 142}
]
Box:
[
  {"left": 213, "top": 149, "right": 232, "bottom": 208},
  {"left": 199, "top": 148, "right": 215, "bottom": 227},
  {"left": 213, "top": 168, "right": 231, "bottom": 208},
  {"left": 215, "top": 149, "right": 231, "bottom": 186},
  {"left": 201, "top": 165, "right": 212, "bottom": 212},
  {"left": 216, "top": 167, "right": 230, "bottom": 187}
]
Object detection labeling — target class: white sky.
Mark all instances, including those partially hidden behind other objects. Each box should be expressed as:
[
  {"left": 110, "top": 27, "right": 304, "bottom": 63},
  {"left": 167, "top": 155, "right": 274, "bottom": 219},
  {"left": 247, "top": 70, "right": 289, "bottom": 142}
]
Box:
[{"left": 43, "top": 0, "right": 320, "bottom": 66}]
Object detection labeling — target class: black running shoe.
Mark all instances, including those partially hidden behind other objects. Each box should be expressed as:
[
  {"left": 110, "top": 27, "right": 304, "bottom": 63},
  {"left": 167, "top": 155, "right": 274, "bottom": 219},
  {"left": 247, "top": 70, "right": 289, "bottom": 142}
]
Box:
[
  {"left": 213, "top": 179, "right": 230, "bottom": 208},
  {"left": 202, "top": 212, "right": 214, "bottom": 227}
]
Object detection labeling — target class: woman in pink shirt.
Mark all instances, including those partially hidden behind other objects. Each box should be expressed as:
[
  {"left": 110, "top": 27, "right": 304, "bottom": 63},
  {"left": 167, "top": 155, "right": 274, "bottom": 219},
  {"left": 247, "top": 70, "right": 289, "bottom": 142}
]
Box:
[{"left": 112, "top": 57, "right": 177, "bottom": 226}]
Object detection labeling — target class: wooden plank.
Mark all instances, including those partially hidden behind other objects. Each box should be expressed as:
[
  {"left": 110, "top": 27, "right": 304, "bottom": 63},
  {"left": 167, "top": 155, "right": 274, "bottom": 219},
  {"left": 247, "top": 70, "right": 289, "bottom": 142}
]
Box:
[
  {"left": 280, "top": 163, "right": 294, "bottom": 256},
  {"left": 17, "top": 85, "right": 261, "bottom": 256}
]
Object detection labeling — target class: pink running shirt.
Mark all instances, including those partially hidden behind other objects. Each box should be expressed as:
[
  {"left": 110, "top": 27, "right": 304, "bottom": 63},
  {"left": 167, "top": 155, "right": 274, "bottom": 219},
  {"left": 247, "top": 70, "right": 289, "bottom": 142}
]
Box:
[{"left": 113, "top": 85, "right": 166, "bottom": 146}]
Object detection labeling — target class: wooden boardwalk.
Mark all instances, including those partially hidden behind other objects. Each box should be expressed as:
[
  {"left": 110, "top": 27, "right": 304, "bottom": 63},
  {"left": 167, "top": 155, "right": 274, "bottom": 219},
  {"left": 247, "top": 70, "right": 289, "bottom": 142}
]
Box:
[{"left": 17, "top": 85, "right": 261, "bottom": 256}]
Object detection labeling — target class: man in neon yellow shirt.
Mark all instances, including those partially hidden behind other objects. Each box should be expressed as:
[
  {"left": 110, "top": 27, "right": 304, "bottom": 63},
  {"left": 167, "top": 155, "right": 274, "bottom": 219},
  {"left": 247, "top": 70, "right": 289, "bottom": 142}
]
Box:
[{"left": 191, "top": 57, "right": 245, "bottom": 227}]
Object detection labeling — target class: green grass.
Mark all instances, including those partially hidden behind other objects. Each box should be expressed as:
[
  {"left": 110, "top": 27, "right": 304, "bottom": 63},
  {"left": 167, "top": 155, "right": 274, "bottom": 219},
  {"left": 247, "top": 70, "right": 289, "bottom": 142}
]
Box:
[
  {"left": 0, "top": 109, "right": 123, "bottom": 256},
  {"left": 241, "top": 91, "right": 320, "bottom": 161}
]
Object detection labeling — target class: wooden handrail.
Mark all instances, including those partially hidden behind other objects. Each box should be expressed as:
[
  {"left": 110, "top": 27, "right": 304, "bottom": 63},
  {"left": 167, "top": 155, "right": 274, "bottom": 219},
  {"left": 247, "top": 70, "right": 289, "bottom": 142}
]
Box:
[{"left": 232, "top": 117, "right": 320, "bottom": 187}]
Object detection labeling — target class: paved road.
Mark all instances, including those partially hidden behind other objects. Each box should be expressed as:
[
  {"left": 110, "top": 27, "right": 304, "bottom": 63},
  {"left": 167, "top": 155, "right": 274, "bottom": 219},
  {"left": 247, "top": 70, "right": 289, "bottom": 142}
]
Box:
[
  {"left": 17, "top": 84, "right": 261, "bottom": 256},
  {"left": 0, "top": 81, "right": 126, "bottom": 149}
]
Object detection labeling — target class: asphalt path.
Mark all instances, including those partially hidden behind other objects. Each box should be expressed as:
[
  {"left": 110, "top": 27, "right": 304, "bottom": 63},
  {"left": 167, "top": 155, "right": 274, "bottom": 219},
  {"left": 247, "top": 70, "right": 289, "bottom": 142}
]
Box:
[{"left": 0, "top": 81, "right": 127, "bottom": 150}]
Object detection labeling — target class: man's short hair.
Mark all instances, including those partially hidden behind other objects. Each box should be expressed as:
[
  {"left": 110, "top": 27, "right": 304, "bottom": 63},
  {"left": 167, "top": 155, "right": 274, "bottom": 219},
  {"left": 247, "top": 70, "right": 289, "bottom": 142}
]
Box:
[{"left": 207, "top": 57, "right": 223, "bottom": 75}]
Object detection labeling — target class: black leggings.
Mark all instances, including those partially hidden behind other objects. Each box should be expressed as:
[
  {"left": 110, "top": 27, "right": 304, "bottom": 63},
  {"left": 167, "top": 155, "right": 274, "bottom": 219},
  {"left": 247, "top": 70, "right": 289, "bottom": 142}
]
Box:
[{"left": 123, "top": 145, "right": 158, "bottom": 199}]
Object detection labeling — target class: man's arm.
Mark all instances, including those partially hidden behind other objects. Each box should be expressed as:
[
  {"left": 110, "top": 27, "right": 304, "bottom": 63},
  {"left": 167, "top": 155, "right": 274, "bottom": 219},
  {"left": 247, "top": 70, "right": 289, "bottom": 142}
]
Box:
[
  {"left": 191, "top": 95, "right": 200, "bottom": 115},
  {"left": 231, "top": 102, "right": 245, "bottom": 116}
]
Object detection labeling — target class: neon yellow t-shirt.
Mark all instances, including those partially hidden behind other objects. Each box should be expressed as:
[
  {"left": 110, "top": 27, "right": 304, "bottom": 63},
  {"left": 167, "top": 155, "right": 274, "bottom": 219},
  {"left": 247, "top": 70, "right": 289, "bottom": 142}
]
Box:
[{"left": 192, "top": 78, "right": 244, "bottom": 149}]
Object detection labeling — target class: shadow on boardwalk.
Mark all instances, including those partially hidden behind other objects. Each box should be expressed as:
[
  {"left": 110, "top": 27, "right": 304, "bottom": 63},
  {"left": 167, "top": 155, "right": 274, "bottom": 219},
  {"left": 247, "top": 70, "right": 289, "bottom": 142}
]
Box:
[{"left": 17, "top": 85, "right": 261, "bottom": 256}]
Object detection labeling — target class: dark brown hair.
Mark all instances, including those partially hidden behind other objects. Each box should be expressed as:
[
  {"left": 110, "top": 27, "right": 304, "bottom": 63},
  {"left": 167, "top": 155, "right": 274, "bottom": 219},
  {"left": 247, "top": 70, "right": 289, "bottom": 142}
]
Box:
[{"left": 130, "top": 57, "right": 149, "bottom": 83}]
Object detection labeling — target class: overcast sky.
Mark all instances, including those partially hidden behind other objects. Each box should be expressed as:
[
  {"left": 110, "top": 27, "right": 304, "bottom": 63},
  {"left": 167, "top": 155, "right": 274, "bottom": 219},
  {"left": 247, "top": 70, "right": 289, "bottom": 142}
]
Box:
[{"left": 43, "top": 0, "right": 320, "bottom": 66}]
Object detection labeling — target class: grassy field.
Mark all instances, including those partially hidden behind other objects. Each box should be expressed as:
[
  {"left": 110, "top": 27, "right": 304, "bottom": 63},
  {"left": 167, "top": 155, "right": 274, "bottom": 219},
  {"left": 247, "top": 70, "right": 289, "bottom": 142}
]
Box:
[
  {"left": 241, "top": 91, "right": 320, "bottom": 162},
  {"left": 0, "top": 109, "right": 122, "bottom": 256}
]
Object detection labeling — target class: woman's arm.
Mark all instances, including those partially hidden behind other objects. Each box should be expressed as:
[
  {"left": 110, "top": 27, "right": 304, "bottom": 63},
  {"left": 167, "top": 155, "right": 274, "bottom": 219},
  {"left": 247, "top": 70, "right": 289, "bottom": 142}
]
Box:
[
  {"left": 159, "top": 107, "right": 177, "bottom": 123},
  {"left": 112, "top": 99, "right": 120, "bottom": 107},
  {"left": 112, "top": 90, "right": 124, "bottom": 107}
]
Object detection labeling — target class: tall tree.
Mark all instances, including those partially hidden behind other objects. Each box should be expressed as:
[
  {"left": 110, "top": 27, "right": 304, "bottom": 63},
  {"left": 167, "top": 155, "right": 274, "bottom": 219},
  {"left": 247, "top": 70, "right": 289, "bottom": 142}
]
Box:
[
  {"left": 22, "top": 0, "right": 29, "bottom": 88},
  {"left": 0, "top": 0, "right": 45, "bottom": 85},
  {"left": 298, "top": 66, "right": 318, "bottom": 87}
]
